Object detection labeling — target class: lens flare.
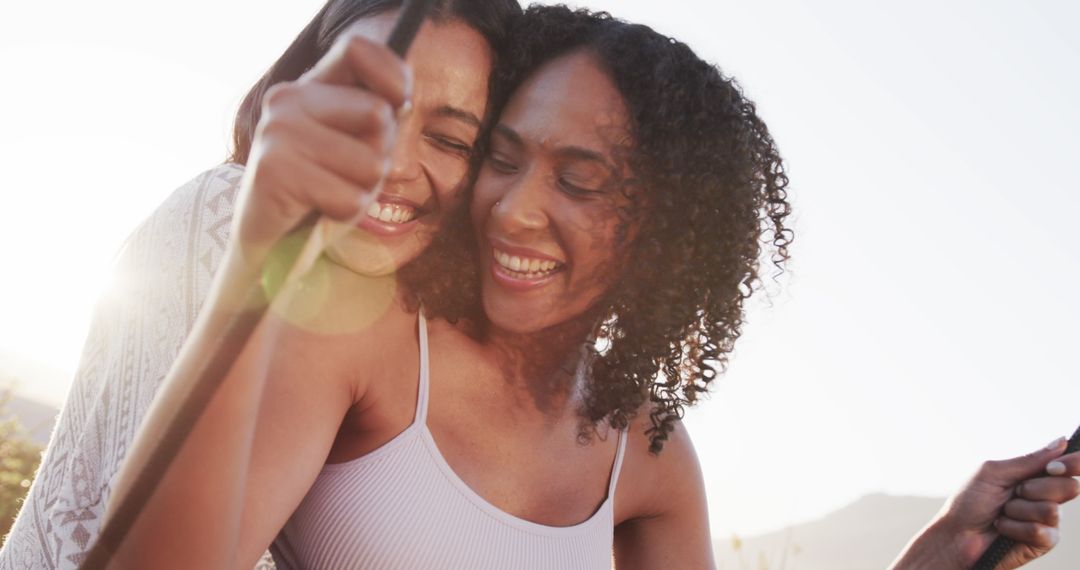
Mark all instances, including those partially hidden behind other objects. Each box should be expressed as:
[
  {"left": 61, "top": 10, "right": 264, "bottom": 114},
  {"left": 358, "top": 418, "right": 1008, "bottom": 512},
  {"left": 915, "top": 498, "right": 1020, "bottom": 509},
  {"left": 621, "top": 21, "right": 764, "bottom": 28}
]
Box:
[{"left": 262, "top": 229, "right": 397, "bottom": 334}]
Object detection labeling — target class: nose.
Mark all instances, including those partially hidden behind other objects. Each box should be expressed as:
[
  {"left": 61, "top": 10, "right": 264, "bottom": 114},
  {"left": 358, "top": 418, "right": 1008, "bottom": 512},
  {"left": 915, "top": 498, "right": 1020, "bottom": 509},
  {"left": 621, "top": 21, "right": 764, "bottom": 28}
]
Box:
[
  {"left": 385, "top": 112, "right": 422, "bottom": 182},
  {"left": 489, "top": 169, "right": 549, "bottom": 236}
]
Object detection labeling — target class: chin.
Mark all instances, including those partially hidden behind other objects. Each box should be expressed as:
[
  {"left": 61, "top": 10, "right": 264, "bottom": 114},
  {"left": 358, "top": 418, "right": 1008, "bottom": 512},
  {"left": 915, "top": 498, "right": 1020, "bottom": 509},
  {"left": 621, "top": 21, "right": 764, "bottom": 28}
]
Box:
[{"left": 324, "top": 228, "right": 423, "bottom": 278}]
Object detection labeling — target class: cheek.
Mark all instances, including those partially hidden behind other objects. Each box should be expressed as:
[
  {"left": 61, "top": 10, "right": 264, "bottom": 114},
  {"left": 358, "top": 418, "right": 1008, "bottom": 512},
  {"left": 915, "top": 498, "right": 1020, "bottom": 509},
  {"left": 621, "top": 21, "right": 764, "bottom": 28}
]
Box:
[
  {"left": 433, "top": 183, "right": 467, "bottom": 218},
  {"left": 419, "top": 148, "right": 471, "bottom": 204},
  {"left": 469, "top": 171, "right": 501, "bottom": 228},
  {"left": 565, "top": 211, "right": 634, "bottom": 289}
]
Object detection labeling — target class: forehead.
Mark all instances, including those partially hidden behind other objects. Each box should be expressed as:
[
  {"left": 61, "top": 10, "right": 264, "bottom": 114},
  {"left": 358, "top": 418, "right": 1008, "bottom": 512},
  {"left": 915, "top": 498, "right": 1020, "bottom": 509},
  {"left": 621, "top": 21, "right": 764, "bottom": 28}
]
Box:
[
  {"left": 499, "top": 50, "right": 630, "bottom": 153},
  {"left": 348, "top": 12, "right": 492, "bottom": 118}
]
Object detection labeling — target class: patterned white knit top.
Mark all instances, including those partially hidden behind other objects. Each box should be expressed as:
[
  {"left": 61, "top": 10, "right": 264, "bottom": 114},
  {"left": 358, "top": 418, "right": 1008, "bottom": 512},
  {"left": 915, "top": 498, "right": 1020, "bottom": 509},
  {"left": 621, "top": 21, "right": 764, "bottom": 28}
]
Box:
[
  {"left": 271, "top": 313, "right": 628, "bottom": 570},
  {"left": 0, "top": 165, "right": 282, "bottom": 569}
]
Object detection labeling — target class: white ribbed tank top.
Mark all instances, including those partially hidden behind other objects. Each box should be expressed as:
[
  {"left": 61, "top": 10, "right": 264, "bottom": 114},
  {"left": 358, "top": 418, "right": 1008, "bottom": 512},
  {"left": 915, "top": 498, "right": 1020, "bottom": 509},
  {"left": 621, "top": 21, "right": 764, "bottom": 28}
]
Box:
[{"left": 271, "top": 313, "right": 628, "bottom": 569}]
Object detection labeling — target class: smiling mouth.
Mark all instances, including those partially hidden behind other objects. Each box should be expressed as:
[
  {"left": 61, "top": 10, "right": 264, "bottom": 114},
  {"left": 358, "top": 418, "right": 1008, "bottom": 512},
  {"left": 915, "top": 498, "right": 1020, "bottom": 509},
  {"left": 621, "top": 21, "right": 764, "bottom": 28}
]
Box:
[
  {"left": 365, "top": 201, "right": 419, "bottom": 224},
  {"left": 492, "top": 248, "right": 564, "bottom": 280}
]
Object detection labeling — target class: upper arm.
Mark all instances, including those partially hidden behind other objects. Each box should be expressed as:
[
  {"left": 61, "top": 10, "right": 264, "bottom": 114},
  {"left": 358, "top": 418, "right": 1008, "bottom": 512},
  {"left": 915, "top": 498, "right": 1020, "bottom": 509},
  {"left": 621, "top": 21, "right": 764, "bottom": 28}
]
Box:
[
  {"left": 230, "top": 319, "right": 363, "bottom": 568},
  {"left": 614, "top": 421, "right": 715, "bottom": 570}
]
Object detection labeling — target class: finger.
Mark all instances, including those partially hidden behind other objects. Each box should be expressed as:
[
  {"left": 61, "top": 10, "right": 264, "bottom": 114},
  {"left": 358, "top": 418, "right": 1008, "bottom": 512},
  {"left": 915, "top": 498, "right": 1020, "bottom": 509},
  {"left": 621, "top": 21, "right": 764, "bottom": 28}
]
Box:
[
  {"left": 1045, "top": 450, "right": 1080, "bottom": 477},
  {"left": 978, "top": 437, "right": 1072, "bottom": 486},
  {"left": 241, "top": 143, "right": 367, "bottom": 249},
  {"left": 263, "top": 82, "right": 395, "bottom": 144},
  {"left": 1003, "top": 499, "right": 1060, "bottom": 526},
  {"left": 266, "top": 112, "right": 389, "bottom": 189},
  {"left": 1014, "top": 476, "right": 1080, "bottom": 503},
  {"left": 302, "top": 32, "right": 408, "bottom": 110},
  {"left": 994, "top": 518, "right": 1060, "bottom": 550},
  {"left": 294, "top": 82, "right": 397, "bottom": 142},
  {"left": 276, "top": 147, "right": 369, "bottom": 223}
]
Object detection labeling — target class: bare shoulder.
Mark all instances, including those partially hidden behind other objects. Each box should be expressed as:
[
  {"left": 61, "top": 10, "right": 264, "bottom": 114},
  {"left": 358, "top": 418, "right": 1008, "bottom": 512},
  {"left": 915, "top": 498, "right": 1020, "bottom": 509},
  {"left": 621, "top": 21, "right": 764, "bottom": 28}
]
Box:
[
  {"left": 294, "top": 261, "right": 425, "bottom": 404},
  {"left": 615, "top": 410, "right": 705, "bottom": 523},
  {"left": 309, "top": 298, "right": 424, "bottom": 459},
  {"left": 336, "top": 304, "right": 481, "bottom": 425},
  {"left": 612, "top": 409, "right": 714, "bottom": 568}
]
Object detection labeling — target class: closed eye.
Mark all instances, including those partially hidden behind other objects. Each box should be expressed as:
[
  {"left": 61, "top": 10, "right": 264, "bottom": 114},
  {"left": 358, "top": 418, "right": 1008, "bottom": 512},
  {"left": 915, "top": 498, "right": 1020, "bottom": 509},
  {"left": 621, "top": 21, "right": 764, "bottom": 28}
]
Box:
[
  {"left": 486, "top": 153, "right": 519, "bottom": 174},
  {"left": 426, "top": 133, "right": 472, "bottom": 157},
  {"left": 557, "top": 177, "right": 602, "bottom": 198}
]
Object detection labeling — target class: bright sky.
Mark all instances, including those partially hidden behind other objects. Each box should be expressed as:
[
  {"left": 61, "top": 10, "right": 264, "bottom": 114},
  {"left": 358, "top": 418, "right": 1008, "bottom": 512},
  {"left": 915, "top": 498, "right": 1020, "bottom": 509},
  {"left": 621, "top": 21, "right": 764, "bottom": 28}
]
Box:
[{"left": 1, "top": 0, "right": 1078, "bottom": 539}]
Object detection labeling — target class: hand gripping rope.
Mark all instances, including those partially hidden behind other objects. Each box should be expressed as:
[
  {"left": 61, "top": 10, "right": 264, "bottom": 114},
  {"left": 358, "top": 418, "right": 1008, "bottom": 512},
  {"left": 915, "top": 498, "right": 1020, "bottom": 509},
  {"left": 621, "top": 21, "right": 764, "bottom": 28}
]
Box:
[{"left": 78, "top": 1, "right": 435, "bottom": 567}]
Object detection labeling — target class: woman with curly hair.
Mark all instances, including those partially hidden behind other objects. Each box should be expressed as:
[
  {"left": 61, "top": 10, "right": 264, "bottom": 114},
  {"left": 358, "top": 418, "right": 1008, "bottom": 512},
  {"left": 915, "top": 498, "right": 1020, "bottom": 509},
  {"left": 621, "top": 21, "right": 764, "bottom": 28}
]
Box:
[{"left": 98, "top": 4, "right": 1078, "bottom": 570}]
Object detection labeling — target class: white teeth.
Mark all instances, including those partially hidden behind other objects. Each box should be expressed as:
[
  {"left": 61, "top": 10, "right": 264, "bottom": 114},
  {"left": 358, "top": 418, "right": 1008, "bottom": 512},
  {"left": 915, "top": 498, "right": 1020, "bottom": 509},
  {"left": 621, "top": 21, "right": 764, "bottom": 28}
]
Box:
[
  {"left": 365, "top": 202, "right": 417, "bottom": 224},
  {"left": 492, "top": 248, "right": 562, "bottom": 279}
]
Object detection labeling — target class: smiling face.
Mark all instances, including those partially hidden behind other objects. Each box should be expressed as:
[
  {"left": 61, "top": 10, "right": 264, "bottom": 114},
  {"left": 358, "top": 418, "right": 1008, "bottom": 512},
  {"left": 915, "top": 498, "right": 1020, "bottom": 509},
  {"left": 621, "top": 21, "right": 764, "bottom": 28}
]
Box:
[
  {"left": 325, "top": 12, "right": 493, "bottom": 277},
  {"left": 471, "top": 50, "right": 639, "bottom": 335}
]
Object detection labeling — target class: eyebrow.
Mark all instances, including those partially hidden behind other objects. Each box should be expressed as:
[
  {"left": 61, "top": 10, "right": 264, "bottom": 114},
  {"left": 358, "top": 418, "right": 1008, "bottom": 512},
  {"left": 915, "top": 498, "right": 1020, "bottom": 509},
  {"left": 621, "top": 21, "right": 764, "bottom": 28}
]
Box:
[
  {"left": 493, "top": 124, "right": 524, "bottom": 146},
  {"left": 556, "top": 146, "right": 608, "bottom": 165},
  {"left": 434, "top": 105, "right": 481, "bottom": 129},
  {"left": 493, "top": 124, "right": 611, "bottom": 168}
]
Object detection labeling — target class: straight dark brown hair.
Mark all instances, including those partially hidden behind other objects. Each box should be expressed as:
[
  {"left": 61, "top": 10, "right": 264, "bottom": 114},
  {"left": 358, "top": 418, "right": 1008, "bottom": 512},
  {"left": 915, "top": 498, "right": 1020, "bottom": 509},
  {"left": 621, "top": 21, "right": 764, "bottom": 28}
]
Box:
[{"left": 229, "top": 0, "right": 520, "bottom": 164}]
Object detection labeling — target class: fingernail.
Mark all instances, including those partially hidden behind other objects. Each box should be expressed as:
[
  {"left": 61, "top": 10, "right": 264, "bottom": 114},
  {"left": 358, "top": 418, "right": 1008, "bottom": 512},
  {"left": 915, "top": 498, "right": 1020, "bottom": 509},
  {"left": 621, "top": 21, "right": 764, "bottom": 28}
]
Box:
[
  {"left": 399, "top": 68, "right": 414, "bottom": 118},
  {"left": 1047, "top": 461, "right": 1067, "bottom": 476},
  {"left": 1046, "top": 437, "right": 1066, "bottom": 451},
  {"left": 396, "top": 99, "right": 412, "bottom": 121},
  {"left": 1044, "top": 527, "right": 1060, "bottom": 546}
]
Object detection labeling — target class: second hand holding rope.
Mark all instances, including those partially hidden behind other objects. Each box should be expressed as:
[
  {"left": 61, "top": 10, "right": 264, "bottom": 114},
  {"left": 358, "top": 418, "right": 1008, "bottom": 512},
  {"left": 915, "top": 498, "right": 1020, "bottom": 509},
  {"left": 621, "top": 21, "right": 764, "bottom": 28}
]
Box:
[{"left": 971, "top": 423, "right": 1080, "bottom": 570}]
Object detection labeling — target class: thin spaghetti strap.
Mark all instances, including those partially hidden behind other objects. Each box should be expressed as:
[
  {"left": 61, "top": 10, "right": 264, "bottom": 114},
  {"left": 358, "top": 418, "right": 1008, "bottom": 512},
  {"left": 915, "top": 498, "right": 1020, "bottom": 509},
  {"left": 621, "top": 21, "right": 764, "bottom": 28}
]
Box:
[
  {"left": 608, "top": 428, "right": 628, "bottom": 497},
  {"left": 414, "top": 311, "right": 431, "bottom": 424}
]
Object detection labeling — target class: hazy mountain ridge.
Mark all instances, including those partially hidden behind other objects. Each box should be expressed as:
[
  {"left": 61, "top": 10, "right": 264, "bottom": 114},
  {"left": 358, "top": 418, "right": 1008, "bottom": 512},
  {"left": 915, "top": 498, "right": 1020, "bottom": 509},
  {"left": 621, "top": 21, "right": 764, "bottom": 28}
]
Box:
[
  {"left": 715, "top": 493, "right": 1079, "bottom": 569},
  {"left": 0, "top": 348, "right": 71, "bottom": 408},
  {"left": 0, "top": 393, "right": 58, "bottom": 446}
]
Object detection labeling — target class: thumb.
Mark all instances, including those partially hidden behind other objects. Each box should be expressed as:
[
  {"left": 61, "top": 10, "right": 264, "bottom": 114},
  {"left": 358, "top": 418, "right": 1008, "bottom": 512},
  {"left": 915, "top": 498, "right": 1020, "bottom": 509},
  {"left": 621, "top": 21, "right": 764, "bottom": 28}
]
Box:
[{"left": 982, "top": 437, "right": 1068, "bottom": 485}]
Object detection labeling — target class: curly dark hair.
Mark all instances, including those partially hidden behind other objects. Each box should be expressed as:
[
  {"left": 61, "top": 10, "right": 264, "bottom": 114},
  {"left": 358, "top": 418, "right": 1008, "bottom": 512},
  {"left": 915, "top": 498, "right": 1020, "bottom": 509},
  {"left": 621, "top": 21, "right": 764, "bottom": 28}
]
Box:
[{"left": 463, "top": 5, "right": 794, "bottom": 453}]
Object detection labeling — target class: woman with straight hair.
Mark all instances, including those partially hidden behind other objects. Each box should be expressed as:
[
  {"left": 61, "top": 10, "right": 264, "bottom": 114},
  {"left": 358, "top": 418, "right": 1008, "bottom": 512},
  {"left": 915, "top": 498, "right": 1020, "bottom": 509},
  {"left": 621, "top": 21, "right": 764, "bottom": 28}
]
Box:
[{"left": 0, "top": 1, "right": 518, "bottom": 568}]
